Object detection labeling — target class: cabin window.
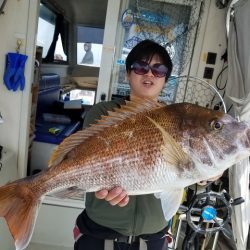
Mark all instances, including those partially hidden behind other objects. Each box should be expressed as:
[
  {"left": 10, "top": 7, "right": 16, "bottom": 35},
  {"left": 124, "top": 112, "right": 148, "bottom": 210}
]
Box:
[
  {"left": 37, "top": 3, "right": 69, "bottom": 63},
  {"left": 76, "top": 26, "right": 104, "bottom": 67},
  {"left": 61, "top": 89, "right": 96, "bottom": 106}
]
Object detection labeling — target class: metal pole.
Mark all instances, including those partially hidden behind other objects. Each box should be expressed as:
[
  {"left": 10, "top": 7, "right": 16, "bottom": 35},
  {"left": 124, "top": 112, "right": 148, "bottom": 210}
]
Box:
[
  {"left": 212, "top": 231, "right": 220, "bottom": 250},
  {"left": 174, "top": 218, "right": 183, "bottom": 249}
]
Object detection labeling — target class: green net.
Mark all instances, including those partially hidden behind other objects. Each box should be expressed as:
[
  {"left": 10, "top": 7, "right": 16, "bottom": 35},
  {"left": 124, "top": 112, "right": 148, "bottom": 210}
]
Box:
[
  {"left": 113, "top": 0, "right": 205, "bottom": 98},
  {"left": 125, "top": 0, "right": 204, "bottom": 75}
]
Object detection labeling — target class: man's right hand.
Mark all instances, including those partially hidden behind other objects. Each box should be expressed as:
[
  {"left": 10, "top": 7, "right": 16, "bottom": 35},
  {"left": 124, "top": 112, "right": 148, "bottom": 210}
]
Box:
[{"left": 95, "top": 187, "right": 129, "bottom": 207}]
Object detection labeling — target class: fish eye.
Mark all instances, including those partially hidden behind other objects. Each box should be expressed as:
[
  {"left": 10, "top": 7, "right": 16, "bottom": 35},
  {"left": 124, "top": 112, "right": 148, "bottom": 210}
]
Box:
[{"left": 210, "top": 120, "right": 223, "bottom": 130}]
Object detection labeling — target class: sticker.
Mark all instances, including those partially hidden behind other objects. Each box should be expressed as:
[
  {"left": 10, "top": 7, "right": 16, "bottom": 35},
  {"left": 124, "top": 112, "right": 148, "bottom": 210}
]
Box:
[
  {"left": 121, "top": 9, "right": 134, "bottom": 28},
  {"left": 117, "top": 59, "right": 125, "bottom": 65},
  {"left": 124, "top": 36, "right": 142, "bottom": 49},
  {"left": 136, "top": 11, "right": 169, "bottom": 26}
]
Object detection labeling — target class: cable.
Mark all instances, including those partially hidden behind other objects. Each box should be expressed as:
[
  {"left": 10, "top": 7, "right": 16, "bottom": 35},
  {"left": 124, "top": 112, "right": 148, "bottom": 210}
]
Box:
[
  {"left": 178, "top": 184, "right": 198, "bottom": 215},
  {"left": 187, "top": 184, "right": 198, "bottom": 212},
  {"left": 215, "top": 64, "right": 228, "bottom": 91},
  {"left": 227, "top": 104, "right": 233, "bottom": 113}
]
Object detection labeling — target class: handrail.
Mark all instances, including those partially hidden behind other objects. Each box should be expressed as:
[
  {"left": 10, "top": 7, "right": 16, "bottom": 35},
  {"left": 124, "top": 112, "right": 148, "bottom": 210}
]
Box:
[{"left": 168, "top": 75, "right": 227, "bottom": 113}]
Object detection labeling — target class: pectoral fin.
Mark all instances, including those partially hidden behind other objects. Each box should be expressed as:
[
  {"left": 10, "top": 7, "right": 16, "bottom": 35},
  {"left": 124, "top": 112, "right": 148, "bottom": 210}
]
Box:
[
  {"left": 155, "top": 189, "right": 184, "bottom": 221},
  {"left": 147, "top": 116, "right": 193, "bottom": 171}
]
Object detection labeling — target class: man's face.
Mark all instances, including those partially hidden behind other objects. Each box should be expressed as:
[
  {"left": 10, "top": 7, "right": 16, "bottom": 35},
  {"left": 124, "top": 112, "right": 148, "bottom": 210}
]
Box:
[
  {"left": 84, "top": 44, "right": 89, "bottom": 51},
  {"left": 127, "top": 55, "right": 166, "bottom": 100}
]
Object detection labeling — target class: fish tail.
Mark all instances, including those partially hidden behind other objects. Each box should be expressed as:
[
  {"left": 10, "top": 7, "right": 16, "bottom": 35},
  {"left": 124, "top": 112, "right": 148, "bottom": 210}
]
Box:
[{"left": 0, "top": 180, "right": 41, "bottom": 250}]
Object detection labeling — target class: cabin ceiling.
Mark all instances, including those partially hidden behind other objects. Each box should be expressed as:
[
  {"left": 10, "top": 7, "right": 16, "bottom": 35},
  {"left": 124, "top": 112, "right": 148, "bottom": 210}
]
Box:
[{"left": 45, "top": 0, "right": 108, "bottom": 28}]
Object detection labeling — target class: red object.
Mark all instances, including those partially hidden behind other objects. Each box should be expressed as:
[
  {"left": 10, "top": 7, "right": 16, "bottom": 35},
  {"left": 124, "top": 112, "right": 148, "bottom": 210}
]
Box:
[{"left": 73, "top": 225, "right": 83, "bottom": 241}]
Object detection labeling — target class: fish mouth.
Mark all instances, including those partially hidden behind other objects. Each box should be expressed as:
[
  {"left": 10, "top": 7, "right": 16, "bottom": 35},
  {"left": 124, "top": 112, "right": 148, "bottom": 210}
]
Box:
[{"left": 237, "top": 127, "right": 250, "bottom": 148}]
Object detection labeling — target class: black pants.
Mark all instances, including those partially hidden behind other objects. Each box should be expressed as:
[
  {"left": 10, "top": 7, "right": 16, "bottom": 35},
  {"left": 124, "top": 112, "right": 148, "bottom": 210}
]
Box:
[
  {"left": 74, "top": 233, "right": 168, "bottom": 250},
  {"left": 74, "top": 210, "right": 168, "bottom": 250}
]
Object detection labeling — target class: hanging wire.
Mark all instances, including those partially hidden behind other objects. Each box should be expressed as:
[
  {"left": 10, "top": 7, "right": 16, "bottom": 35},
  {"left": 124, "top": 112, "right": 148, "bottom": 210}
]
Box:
[{"left": 215, "top": 63, "right": 228, "bottom": 91}]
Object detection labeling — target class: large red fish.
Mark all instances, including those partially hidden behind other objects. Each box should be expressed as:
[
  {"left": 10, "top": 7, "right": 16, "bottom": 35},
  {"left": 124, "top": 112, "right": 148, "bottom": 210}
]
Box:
[{"left": 0, "top": 98, "right": 250, "bottom": 250}]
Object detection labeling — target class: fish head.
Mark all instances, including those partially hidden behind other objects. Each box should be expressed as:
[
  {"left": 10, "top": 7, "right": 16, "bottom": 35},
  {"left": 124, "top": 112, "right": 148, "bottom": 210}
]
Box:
[{"left": 176, "top": 103, "right": 250, "bottom": 171}]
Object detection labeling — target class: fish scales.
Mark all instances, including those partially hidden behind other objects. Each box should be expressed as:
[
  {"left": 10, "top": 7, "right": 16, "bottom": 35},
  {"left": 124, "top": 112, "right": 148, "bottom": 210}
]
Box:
[
  {"left": 17, "top": 110, "right": 165, "bottom": 197},
  {"left": 63, "top": 117, "right": 171, "bottom": 192},
  {"left": 1, "top": 98, "right": 250, "bottom": 250}
]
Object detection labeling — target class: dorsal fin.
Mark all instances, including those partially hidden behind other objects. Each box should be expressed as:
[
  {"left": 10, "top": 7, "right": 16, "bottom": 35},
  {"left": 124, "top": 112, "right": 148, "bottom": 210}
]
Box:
[{"left": 48, "top": 97, "right": 165, "bottom": 168}]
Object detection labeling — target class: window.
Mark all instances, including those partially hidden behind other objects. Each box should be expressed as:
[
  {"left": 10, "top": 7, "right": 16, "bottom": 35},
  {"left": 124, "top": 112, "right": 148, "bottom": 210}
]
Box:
[
  {"left": 37, "top": 3, "right": 68, "bottom": 63},
  {"left": 62, "top": 89, "right": 96, "bottom": 106},
  {"left": 76, "top": 26, "right": 104, "bottom": 67}
]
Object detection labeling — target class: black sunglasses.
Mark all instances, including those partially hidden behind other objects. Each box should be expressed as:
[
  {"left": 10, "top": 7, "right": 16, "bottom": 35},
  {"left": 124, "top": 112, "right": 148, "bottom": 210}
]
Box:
[{"left": 130, "top": 61, "right": 168, "bottom": 78}]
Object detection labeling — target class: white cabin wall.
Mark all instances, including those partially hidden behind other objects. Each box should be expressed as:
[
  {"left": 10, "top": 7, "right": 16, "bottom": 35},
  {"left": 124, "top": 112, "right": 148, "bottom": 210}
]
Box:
[
  {"left": 0, "top": 0, "right": 39, "bottom": 177},
  {"left": 191, "top": 0, "right": 228, "bottom": 83}
]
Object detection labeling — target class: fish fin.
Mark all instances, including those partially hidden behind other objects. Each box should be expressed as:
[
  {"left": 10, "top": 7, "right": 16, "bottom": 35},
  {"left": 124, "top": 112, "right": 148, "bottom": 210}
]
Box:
[
  {"left": 155, "top": 188, "right": 184, "bottom": 221},
  {"left": 146, "top": 116, "right": 193, "bottom": 171},
  {"left": 48, "top": 97, "right": 164, "bottom": 168},
  {"left": 49, "top": 186, "right": 85, "bottom": 200},
  {"left": 0, "top": 182, "right": 41, "bottom": 250}
]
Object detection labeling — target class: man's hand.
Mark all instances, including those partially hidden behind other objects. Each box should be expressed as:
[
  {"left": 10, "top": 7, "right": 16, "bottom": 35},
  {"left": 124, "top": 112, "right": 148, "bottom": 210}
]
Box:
[{"left": 95, "top": 187, "right": 129, "bottom": 207}]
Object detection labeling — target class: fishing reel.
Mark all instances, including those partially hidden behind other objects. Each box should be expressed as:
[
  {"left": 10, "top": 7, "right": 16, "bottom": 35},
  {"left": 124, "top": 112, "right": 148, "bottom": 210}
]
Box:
[{"left": 185, "top": 188, "right": 244, "bottom": 238}]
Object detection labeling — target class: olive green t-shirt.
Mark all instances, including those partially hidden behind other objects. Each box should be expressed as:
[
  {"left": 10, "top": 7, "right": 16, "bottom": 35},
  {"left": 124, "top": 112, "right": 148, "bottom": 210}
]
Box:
[{"left": 83, "top": 99, "right": 167, "bottom": 236}]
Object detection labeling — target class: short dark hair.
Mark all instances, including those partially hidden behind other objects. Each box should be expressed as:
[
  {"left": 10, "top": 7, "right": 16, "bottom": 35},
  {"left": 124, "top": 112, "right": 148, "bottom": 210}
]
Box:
[{"left": 125, "top": 39, "right": 173, "bottom": 80}]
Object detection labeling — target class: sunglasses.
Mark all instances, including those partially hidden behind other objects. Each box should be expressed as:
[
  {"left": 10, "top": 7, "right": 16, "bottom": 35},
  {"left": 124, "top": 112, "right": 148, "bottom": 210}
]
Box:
[{"left": 130, "top": 61, "right": 168, "bottom": 78}]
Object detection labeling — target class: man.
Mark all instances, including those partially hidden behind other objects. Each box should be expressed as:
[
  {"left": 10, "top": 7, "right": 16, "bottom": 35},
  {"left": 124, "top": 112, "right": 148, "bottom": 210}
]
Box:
[{"left": 75, "top": 39, "right": 171, "bottom": 250}]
